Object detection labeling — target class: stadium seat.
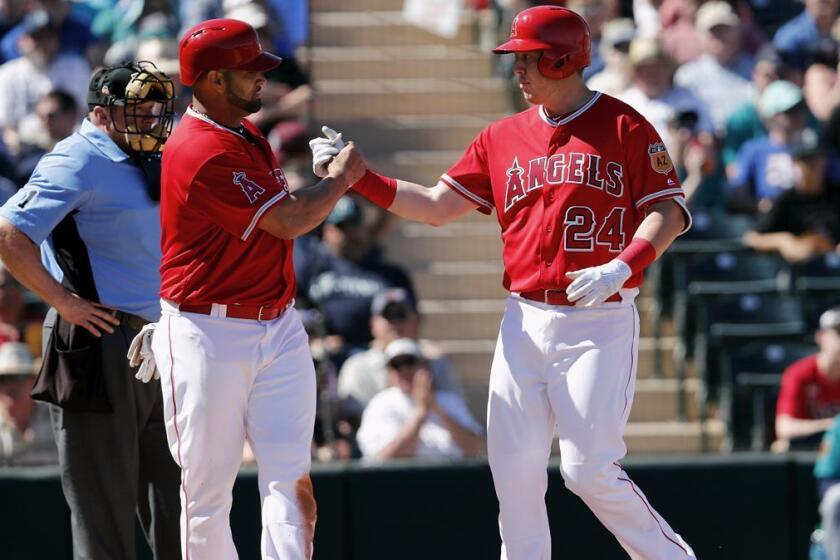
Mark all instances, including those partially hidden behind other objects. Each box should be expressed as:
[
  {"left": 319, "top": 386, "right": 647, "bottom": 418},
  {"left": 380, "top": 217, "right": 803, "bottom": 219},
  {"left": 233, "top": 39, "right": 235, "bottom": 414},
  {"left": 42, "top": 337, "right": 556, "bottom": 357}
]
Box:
[
  {"left": 692, "top": 293, "right": 806, "bottom": 450},
  {"left": 671, "top": 251, "right": 789, "bottom": 419},
  {"left": 720, "top": 341, "right": 816, "bottom": 451},
  {"left": 648, "top": 211, "right": 754, "bottom": 378}
]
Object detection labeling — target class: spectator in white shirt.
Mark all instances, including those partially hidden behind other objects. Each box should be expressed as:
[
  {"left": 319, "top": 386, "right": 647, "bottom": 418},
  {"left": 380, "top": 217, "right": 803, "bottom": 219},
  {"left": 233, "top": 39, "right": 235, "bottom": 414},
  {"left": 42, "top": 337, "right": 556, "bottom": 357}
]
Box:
[
  {"left": 587, "top": 18, "right": 636, "bottom": 97},
  {"left": 356, "top": 338, "right": 483, "bottom": 462},
  {"left": 338, "top": 287, "right": 462, "bottom": 416},
  {"left": 674, "top": 1, "right": 756, "bottom": 132},
  {"left": 618, "top": 36, "right": 713, "bottom": 155},
  {"left": 0, "top": 11, "right": 89, "bottom": 155}
]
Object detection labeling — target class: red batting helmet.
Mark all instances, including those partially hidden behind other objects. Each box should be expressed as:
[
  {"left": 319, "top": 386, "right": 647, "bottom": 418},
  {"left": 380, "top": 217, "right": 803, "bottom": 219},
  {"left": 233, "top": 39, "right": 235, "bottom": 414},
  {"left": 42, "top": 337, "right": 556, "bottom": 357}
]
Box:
[
  {"left": 493, "top": 6, "right": 591, "bottom": 80},
  {"left": 178, "top": 18, "right": 283, "bottom": 87}
]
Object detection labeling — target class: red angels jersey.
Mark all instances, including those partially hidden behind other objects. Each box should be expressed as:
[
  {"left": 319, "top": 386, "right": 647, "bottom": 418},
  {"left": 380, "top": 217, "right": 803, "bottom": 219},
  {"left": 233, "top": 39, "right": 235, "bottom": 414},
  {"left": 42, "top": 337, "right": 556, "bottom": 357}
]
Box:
[
  {"left": 441, "top": 92, "right": 690, "bottom": 292},
  {"left": 159, "top": 107, "right": 295, "bottom": 308}
]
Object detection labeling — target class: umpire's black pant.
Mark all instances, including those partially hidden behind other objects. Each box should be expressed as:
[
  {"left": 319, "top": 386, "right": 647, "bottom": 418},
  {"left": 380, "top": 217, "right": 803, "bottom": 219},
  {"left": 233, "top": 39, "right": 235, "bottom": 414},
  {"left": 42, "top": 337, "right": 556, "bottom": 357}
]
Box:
[{"left": 45, "top": 309, "right": 181, "bottom": 560}]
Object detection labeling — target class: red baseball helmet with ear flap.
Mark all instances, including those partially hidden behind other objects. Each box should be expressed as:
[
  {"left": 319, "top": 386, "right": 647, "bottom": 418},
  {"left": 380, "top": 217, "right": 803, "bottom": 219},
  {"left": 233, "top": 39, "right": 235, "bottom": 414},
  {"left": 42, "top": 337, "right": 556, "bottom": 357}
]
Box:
[
  {"left": 493, "top": 6, "right": 591, "bottom": 80},
  {"left": 178, "top": 18, "right": 283, "bottom": 86}
]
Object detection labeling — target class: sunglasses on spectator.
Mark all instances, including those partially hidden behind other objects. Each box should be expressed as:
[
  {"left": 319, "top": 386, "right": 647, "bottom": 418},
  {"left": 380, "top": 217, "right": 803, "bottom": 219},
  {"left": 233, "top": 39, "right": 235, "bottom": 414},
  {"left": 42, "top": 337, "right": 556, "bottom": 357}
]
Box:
[{"left": 389, "top": 355, "right": 421, "bottom": 370}]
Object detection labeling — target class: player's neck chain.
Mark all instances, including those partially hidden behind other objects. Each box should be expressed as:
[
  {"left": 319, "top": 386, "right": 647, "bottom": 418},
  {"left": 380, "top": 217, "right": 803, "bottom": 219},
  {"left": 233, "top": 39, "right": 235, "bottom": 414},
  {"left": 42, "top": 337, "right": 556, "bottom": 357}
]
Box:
[{"left": 186, "top": 106, "right": 246, "bottom": 137}]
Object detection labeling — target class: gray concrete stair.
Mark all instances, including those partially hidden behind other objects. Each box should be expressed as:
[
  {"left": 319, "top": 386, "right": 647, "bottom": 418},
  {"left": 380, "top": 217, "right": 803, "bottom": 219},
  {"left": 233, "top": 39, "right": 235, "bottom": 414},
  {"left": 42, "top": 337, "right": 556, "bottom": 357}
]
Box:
[
  {"left": 311, "top": 45, "right": 496, "bottom": 80},
  {"left": 311, "top": 11, "right": 479, "bottom": 47}
]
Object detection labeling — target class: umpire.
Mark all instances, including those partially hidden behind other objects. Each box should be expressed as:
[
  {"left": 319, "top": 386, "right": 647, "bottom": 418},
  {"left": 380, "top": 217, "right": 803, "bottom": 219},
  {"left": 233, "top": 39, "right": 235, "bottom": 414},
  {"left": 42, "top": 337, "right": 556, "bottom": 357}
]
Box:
[{"left": 0, "top": 63, "right": 180, "bottom": 559}]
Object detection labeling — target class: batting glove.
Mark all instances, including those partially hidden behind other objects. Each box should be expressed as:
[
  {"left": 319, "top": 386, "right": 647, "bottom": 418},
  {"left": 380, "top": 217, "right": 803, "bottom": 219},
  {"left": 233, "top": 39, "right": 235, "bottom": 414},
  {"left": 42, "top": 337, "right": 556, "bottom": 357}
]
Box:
[
  {"left": 565, "top": 259, "right": 632, "bottom": 307},
  {"left": 309, "top": 126, "right": 345, "bottom": 178},
  {"left": 127, "top": 323, "right": 159, "bottom": 383}
]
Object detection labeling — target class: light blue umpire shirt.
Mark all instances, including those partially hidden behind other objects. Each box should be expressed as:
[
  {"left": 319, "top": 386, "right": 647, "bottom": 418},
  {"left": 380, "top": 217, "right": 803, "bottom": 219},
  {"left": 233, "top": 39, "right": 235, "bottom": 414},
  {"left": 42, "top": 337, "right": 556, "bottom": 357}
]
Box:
[{"left": 0, "top": 118, "right": 162, "bottom": 321}]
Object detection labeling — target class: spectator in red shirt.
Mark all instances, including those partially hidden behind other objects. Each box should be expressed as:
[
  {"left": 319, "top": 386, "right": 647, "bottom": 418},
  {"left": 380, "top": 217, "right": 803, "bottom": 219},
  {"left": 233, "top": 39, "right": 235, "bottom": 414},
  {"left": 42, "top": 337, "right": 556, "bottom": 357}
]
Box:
[{"left": 774, "top": 306, "right": 840, "bottom": 451}]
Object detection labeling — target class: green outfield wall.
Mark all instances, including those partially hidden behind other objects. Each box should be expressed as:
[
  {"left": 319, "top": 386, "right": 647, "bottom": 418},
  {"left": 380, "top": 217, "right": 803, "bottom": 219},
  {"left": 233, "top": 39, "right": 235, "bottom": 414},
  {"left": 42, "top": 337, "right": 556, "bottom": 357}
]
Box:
[{"left": 0, "top": 454, "right": 820, "bottom": 560}]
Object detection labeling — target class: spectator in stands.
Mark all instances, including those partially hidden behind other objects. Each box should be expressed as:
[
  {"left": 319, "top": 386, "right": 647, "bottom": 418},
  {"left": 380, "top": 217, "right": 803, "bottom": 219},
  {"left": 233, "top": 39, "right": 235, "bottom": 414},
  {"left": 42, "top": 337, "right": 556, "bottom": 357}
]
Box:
[
  {"left": 773, "top": 0, "right": 840, "bottom": 75},
  {"left": 728, "top": 80, "right": 811, "bottom": 212},
  {"left": 743, "top": 127, "right": 840, "bottom": 262},
  {"left": 338, "top": 287, "right": 462, "bottom": 417},
  {"left": 773, "top": 307, "right": 840, "bottom": 452},
  {"left": 658, "top": 0, "right": 703, "bottom": 64},
  {"left": 666, "top": 108, "right": 725, "bottom": 212},
  {"left": 618, "top": 36, "right": 713, "bottom": 153},
  {"left": 814, "top": 413, "right": 840, "bottom": 560},
  {"left": 356, "top": 338, "right": 483, "bottom": 461},
  {"left": 295, "top": 196, "right": 416, "bottom": 367},
  {"left": 586, "top": 17, "right": 635, "bottom": 97},
  {"left": 0, "top": 0, "right": 101, "bottom": 65},
  {"left": 14, "top": 89, "right": 78, "bottom": 186},
  {"left": 674, "top": 1, "right": 756, "bottom": 132},
  {"left": 0, "top": 341, "right": 56, "bottom": 465},
  {"left": 723, "top": 46, "right": 786, "bottom": 169},
  {"left": 0, "top": 10, "right": 89, "bottom": 155}
]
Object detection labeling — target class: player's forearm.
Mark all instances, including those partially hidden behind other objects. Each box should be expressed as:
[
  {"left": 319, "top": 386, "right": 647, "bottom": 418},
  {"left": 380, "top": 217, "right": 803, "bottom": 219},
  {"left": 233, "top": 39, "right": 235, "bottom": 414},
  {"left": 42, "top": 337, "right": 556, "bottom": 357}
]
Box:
[
  {"left": 375, "top": 411, "right": 426, "bottom": 460},
  {"left": 260, "top": 176, "right": 349, "bottom": 239},
  {"left": 387, "top": 181, "right": 474, "bottom": 227},
  {"left": 631, "top": 199, "right": 687, "bottom": 258},
  {"left": 775, "top": 415, "right": 835, "bottom": 441},
  {"left": 0, "top": 218, "right": 72, "bottom": 310}
]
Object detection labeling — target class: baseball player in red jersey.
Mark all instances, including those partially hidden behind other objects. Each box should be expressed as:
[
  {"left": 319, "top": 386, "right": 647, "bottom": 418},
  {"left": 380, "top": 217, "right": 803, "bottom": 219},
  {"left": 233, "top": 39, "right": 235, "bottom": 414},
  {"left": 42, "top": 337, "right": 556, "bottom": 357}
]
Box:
[
  {"left": 311, "top": 6, "right": 696, "bottom": 559},
  {"left": 148, "top": 18, "right": 364, "bottom": 560}
]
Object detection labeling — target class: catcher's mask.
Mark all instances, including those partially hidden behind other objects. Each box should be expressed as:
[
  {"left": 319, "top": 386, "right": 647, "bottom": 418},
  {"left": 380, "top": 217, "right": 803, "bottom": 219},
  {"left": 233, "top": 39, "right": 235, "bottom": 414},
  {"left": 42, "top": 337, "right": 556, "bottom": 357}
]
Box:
[{"left": 87, "top": 61, "right": 176, "bottom": 153}]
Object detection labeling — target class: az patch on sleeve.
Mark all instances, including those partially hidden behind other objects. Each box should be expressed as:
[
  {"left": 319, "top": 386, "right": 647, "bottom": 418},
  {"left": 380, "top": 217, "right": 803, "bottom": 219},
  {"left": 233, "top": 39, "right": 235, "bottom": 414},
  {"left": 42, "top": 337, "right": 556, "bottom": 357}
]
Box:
[{"left": 648, "top": 142, "right": 673, "bottom": 174}]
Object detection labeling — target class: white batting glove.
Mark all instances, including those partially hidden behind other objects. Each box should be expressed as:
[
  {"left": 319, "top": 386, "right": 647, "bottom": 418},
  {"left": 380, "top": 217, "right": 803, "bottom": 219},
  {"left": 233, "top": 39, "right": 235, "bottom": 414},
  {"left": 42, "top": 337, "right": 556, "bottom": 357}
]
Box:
[
  {"left": 309, "top": 126, "right": 345, "bottom": 178},
  {"left": 565, "top": 259, "right": 632, "bottom": 307},
  {"left": 127, "top": 323, "right": 160, "bottom": 383}
]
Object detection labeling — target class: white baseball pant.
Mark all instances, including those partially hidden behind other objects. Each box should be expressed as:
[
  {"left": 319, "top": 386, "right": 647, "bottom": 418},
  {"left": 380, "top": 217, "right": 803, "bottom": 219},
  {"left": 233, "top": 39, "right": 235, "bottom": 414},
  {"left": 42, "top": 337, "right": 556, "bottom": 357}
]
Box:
[
  {"left": 487, "top": 292, "right": 695, "bottom": 560},
  {"left": 153, "top": 300, "right": 317, "bottom": 560}
]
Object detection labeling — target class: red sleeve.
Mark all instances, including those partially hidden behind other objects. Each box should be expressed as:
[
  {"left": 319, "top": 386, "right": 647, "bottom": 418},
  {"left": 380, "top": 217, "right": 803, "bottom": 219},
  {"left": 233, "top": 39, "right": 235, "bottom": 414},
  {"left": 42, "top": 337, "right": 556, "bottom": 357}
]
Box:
[
  {"left": 440, "top": 127, "right": 495, "bottom": 215},
  {"left": 624, "top": 119, "right": 691, "bottom": 231},
  {"left": 187, "top": 151, "right": 289, "bottom": 241},
  {"left": 776, "top": 360, "right": 810, "bottom": 418}
]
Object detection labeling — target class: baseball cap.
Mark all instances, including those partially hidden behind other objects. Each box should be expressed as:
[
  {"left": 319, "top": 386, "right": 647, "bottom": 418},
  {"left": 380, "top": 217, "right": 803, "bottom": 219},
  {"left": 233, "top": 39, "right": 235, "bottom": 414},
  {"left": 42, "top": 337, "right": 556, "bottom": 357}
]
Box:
[
  {"left": 0, "top": 342, "right": 36, "bottom": 377},
  {"left": 789, "top": 127, "right": 827, "bottom": 159},
  {"left": 759, "top": 80, "right": 804, "bottom": 118},
  {"left": 695, "top": 1, "right": 740, "bottom": 33},
  {"left": 326, "top": 196, "right": 363, "bottom": 226},
  {"left": 371, "top": 287, "right": 417, "bottom": 317},
  {"left": 601, "top": 18, "right": 635, "bottom": 50},
  {"left": 628, "top": 37, "right": 672, "bottom": 67},
  {"left": 820, "top": 307, "right": 840, "bottom": 331},
  {"left": 384, "top": 338, "right": 423, "bottom": 366}
]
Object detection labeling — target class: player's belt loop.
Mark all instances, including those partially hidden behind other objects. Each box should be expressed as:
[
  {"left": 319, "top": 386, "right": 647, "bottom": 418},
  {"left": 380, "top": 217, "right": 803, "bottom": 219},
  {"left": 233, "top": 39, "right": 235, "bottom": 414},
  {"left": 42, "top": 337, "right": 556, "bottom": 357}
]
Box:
[{"left": 258, "top": 306, "right": 265, "bottom": 322}]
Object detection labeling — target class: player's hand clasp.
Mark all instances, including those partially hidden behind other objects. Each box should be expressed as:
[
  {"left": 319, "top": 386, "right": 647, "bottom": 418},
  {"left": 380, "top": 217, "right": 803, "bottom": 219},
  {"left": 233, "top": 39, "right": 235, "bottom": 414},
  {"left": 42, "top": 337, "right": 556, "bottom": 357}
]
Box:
[
  {"left": 309, "top": 125, "right": 345, "bottom": 178},
  {"left": 565, "top": 259, "right": 632, "bottom": 307}
]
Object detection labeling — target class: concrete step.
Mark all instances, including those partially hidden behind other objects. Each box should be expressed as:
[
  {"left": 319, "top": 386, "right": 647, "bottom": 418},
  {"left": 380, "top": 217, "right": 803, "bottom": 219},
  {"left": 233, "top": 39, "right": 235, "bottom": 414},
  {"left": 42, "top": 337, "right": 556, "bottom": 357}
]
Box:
[
  {"left": 314, "top": 78, "right": 509, "bottom": 120},
  {"left": 623, "top": 419, "right": 724, "bottom": 455},
  {"left": 369, "top": 149, "right": 483, "bottom": 188},
  {"left": 311, "top": 11, "right": 478, "bottom": 47},
  {"left": 420, "top": 299, "right": 503, "bottom": 340},
  {"left": 311, "top": 45, "right": 496, "bottom": 80},
  {"left": 411, "top": 265, "right": 507, "bottom": 300},
  {"left": 318, "top": 114, "right": 500, "bottom": 155},
  {"left": 438, "top": 338, "right": 681, "bottom": 381},
  {"left": 313, "top": 0, "right": 403, "bottom": 12}
]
